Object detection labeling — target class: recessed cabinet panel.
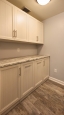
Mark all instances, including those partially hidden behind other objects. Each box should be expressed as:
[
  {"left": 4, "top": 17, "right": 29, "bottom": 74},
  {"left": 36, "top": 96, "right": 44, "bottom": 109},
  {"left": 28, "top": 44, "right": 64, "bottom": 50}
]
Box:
[
  {"left": 38, "top": 21, "right": 43, "bottom": 43},
  {"left": 0, "top": 0, "right": 13, "bottom": 39},
  {"left": 43, "top": 57, "right": 49, "bottom": 80},
  {"left": 35, "top": 60, "right": 43, "bottom": 86},
  {"left": 28, "top": 15, "right": 38, "bottom": 43},
  {"left": 0, "top": 65, "right": 20, "bottom": 114},
  {"left": 15, "top": 8, "right": 27, "bottom": 41},
  {"left": 21, "top": 62, "right": 34, "bottom": 97}
]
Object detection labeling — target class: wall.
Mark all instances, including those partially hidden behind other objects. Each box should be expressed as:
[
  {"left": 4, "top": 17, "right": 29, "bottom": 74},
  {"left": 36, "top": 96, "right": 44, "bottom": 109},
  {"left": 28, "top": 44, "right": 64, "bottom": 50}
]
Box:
[
  {"left": 38, "top": 12, "right": 64, "bottom": 81},
  {"left": 0, "top": 41, "right": 37, "bottom": 59}
]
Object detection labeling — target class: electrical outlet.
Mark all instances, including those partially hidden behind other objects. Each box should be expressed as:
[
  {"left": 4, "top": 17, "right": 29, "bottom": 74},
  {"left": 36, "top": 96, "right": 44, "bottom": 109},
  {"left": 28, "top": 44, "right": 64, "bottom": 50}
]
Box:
[
  {"left": 17, "top": 48, "right": 20, "bottom": 52},
  {"left": 54, "top": 69, "right": 57, "bottom": 73}
]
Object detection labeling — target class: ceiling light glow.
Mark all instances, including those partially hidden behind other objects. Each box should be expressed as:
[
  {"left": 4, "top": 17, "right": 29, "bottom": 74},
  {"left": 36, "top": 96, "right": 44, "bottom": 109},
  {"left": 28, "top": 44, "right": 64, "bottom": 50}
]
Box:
[{"left": 37, "top": 0, "right": 50, "bottom": 5}]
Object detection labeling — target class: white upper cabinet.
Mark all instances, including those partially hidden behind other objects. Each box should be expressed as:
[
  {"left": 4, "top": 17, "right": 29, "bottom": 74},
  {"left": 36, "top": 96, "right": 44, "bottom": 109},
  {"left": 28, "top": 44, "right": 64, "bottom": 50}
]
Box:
[
  {"left": 28, "top": 15, "right": 38, "bottom": 43},
  {"left": 0, "top": 0, "right": 14, "bottom": 40},
  {"left": 0, "top": 0, "right": 27, "bottom": 41},
  {"left": 37, "top": 21, "right": 43, "bottom": 44},
  {"left": 0, "top": 0, "right": 43, "bottom": 44},
  {"left": 28, "top": 15, "right": 43, "bottom": 44},
  {"left": 14, "top": 8, "right": 28, "bottom": 41}
]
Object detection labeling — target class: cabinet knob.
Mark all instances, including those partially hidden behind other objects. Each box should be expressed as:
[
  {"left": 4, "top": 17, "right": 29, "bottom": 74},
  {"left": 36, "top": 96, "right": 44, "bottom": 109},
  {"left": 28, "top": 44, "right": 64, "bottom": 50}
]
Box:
[
  {"left": 43, "top": 60, "right": 45, "bottom": 66},
  {"left": 19, "top": 68, "right": 21, "bottom": 76},
  {"left": 37, "top": 36, "right": 38, "bottom": 41},
  {"left": 15, "top": 30, "right": 17, "bottom": 37},
  {"left": 37, "top": 62, "right": 41, "bottom": 64},
  {"left": 12, "top": 30, "right": 15, "bottom": 37},
  {"left": 25, "top": 65, "right": 31, "bottom": 68}
]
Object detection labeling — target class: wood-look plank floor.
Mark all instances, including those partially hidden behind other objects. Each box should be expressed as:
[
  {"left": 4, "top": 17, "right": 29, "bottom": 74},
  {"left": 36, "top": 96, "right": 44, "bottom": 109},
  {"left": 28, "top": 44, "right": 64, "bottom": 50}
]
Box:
[{"left": 6, "top": 80, "right": 64, "bottom": 115}]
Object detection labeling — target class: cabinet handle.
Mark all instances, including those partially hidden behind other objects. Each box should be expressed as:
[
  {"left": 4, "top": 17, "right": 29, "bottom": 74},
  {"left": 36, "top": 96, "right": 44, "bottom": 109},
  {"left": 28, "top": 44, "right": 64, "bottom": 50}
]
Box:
[
  {"left": 15, "top": 30, "right": 17, "bottom": 37},
  {"left": 25, "top": 65, "right": 31, "bottom": 68},
  {"left": 43, "top": 60, "right": 45, "bottom": 66},
  {"left": 19, "top": 68, "right": 21, "bottom": 76},
  {"left": 37, "top": 36, "right": 38, "bottom": 41},
  {"left": 37, "top": 62, "right": 41, "bottom": 64},
  {"left": 12, "top": 30, "right": 15, "bottom": 37}
]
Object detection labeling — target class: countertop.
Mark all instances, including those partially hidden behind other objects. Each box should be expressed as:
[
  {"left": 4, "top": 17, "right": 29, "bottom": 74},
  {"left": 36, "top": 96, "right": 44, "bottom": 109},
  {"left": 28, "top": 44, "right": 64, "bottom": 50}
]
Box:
[{"left": 0, "top": 55, "right": 50, "bottom": 68}]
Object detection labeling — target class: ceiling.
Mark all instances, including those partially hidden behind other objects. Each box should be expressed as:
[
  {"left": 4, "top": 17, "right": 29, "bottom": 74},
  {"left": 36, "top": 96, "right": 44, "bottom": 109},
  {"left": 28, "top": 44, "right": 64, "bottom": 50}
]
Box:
[{"left": 7, "top": 0, "right": 64, "bottom": 21}]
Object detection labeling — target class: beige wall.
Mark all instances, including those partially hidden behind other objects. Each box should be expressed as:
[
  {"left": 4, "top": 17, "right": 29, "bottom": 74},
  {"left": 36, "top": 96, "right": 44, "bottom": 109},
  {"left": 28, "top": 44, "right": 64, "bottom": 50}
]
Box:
[
  {"left": 38, "top": 12, "right": 64, "bottom": 81},
  {"left": 0, "top": 42, "right": 37, "bottom": 59}
]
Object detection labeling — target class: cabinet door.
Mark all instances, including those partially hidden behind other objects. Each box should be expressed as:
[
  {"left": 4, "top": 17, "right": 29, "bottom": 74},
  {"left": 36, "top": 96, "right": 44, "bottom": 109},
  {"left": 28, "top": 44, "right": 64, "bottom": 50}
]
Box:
[
  {"left": 21, "top": 62, "right": 34, "bottom": 97},
  {"left": 43, "top": 57, "right": 49, "bottom": 80},
  {"left": 28, "top": 15, "right": 38, "bottom": 43},
  {"left": 0, "top": 0, "right": 14, "bottom": 40},
  {"left": 37, "top": 21, "right": 43, "bottom": 44},
  {"left": 0, "top": 65, "right": 20, "bottom": 114},
  {"left": 15, "top": 8, "right": 27, "bottom": 41},
  {"left": 35, "top": 60, "right": 43, "bottom": 87}
]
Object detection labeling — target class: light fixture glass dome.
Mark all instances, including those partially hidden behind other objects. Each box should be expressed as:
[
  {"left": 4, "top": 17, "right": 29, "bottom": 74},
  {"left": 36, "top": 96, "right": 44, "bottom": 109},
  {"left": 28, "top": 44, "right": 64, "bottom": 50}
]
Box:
[{"left": 37, "top": 0, "right": 50, "bottom": 5}]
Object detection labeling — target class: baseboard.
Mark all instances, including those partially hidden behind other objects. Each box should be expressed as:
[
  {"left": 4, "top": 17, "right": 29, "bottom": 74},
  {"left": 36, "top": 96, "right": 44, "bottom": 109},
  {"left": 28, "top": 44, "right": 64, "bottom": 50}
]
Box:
[
  {"left": 1, "top": 101, "right": 20, "bottom": 115},
  {"left": 20, "top": 76, "right": 49, "bottom": 103},
  {"left": 44, "top": 76, "right": 49, "bottom": 81},
  {"left": 49, "top": 77, "right": 64, "bottom": 86}
]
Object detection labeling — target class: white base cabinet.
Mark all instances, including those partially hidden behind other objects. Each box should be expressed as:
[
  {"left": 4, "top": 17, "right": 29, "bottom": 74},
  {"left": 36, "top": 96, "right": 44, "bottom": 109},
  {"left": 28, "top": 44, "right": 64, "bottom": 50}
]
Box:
[
  {"left": 0, "top": 64, "right": 20, "bottom": 114},
  {"left": 43, "top": 57, "right": 49, "bottom": 80},
  {"left": 21, "top": 62, "right": 34, "bottom": 97},
  {"left": 34, "top": 59, "right": 43, "bottom": 87},
  {"left": 0, "top": 57, "right": 49, "bottom": 115}
]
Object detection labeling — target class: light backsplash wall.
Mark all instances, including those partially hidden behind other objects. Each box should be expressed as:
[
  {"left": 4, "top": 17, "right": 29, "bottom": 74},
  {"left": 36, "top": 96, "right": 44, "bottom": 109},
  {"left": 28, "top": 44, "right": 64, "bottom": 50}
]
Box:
[
  {"left": 0, "top": 42, "right": 37, "bottom": 59},
  {"left": 38, "top": 12, "right": 64, "bottom": 81}
]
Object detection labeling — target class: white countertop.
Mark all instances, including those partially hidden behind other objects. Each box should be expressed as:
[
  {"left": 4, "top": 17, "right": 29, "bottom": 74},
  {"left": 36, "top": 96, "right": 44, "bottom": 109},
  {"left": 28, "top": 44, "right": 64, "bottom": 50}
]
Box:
[{"left": 0, "top": 55, "right": 50, "bottom": 68}]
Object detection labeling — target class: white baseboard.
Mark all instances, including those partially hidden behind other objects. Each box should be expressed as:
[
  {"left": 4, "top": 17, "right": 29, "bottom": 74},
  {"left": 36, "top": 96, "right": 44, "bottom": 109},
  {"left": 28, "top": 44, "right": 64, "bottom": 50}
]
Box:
[{"left": 49, "top": 77, "right": 64, "bottom": 86}]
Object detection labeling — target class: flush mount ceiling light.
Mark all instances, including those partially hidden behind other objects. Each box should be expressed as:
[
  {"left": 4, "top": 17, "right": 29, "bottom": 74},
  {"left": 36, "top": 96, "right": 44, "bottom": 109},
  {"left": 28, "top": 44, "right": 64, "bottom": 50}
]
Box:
[{"left": 37, "top": 0, "right": 50, "bottom": 5}]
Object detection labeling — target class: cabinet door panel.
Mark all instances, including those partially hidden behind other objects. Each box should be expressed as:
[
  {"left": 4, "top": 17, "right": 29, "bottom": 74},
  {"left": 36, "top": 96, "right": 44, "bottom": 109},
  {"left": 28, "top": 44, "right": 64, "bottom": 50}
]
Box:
[
  {"left": 38, "top": 21, "right": 43, "bottom": 43},
  {"left": 15, "top": 8, "right": 27, "bottom": 41},
  {"left": 21, "top": 62, "right": 33, "bottom": 97},
  {"left": 35, "top": 60, "right": 43, "bottom": 86},
  {"left": 0, "top": 65, "right": 20, "bottom": 113},
  {"left": 43, "top": 57, "right": 49, "bottom": 80},
  {"left": 28, "top": 15, "right": 38, "bottom": 42},
  {"left": 0, "top": 0, "right": 6, "bottom": 37},
  {"left": 6, "top": 3, "right": 13, "bottom": 38},
  {"left": 0, "top": 0, "right": 13, "bottom": 39}
]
